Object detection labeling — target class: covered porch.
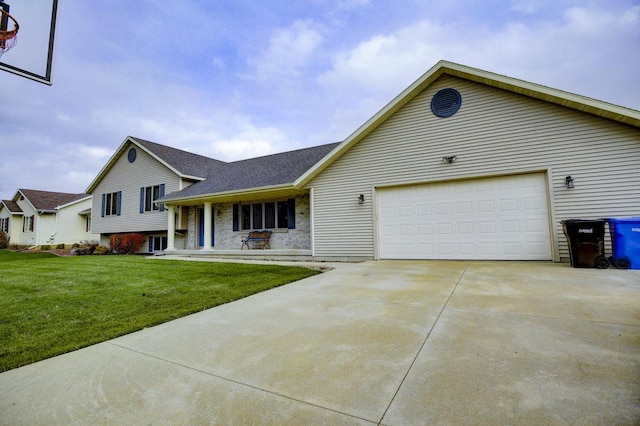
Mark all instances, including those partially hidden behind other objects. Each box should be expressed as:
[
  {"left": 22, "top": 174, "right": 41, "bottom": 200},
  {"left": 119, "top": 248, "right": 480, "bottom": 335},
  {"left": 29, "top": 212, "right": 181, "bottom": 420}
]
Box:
[{"left": 163, "top": 190, "right": 313, "bottom": 254}]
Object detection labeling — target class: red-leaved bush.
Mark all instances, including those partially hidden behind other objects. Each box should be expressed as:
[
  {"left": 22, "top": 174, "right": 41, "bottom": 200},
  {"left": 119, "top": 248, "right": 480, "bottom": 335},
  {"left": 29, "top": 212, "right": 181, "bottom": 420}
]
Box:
[{"left": 109, "top": 233, "right": 147, "bottom": 254}]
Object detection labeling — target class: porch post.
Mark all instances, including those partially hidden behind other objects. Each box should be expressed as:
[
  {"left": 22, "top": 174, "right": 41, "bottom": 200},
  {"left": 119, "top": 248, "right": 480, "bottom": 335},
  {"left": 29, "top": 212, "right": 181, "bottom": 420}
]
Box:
[
  {"left": 166, "top": 205, "right": 176, "bottom": 251},
  {"left": 203, "top": 202, "right": 212, "bottom": 250}
]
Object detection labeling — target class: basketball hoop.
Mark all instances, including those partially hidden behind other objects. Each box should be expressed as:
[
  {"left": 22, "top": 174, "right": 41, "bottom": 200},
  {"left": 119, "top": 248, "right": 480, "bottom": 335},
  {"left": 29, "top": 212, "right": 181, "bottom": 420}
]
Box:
[{"left": 0, "top": 7, "right": 19, "bottom": 58}]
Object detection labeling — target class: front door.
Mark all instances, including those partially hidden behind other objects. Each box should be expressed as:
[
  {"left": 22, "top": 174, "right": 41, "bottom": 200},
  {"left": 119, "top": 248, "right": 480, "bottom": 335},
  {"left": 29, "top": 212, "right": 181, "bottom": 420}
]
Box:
[{"left": 198, "top": 206, "right": 215, "bottom": 247}]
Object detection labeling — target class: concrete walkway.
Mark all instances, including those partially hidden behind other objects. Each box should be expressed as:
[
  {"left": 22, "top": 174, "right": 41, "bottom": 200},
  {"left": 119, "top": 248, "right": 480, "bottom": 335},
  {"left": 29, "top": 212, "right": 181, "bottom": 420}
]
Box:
[{"left": 1, "top": 260, "right": 639, "bottom": 425}]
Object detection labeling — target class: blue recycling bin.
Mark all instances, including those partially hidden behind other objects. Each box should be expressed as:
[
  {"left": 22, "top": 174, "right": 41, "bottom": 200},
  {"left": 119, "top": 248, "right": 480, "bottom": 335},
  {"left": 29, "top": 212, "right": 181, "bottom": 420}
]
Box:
[{"left": 608, "top": 217, "right": 640, "bottom": 269}]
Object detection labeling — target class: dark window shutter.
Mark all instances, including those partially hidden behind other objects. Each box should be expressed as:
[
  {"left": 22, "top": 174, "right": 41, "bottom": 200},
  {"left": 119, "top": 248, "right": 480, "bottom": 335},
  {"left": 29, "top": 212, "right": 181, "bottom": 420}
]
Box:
[
  {"left": 140, "top": 187, "right": 145, "bottom": 214},
  {"left": 287, "top": 198, "right": 296, "bottom": 229},
  {"left": 116, "top": 191, "right": 122, "bottom": 216},
  {"left": 232, "top": 204, "right": 239, "bottom": 231},
  {"left": 158, "top": 184, "right": 165, "bottom": 212},
  {"left": 101, "top": 194, "right": 106, "bottom": 217},
  {"left": 148, "top": 237, "right": 153, "bottom": 252}
]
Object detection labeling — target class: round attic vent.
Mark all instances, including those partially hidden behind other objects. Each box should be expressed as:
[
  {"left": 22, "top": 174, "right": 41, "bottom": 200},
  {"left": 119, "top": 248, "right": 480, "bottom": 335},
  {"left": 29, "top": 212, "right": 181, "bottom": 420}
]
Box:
[
  {"left": 431, "top": 88, "right": 462, "bottom": 117},
  {"left": 127, "top": 148, "right": 137, "bottom": 163}
]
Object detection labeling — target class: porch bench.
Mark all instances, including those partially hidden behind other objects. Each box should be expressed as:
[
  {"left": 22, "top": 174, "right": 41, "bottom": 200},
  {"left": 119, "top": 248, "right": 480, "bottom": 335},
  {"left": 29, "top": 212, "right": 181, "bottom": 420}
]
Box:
[{"left": 241, "top": 230, "right": 272, "bottom": 249}]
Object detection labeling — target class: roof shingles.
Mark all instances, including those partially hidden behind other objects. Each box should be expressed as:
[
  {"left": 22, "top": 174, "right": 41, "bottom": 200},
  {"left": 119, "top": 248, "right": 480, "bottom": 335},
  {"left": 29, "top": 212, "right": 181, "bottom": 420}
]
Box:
[
  {"left": 18, "top": 189, "right": 88, "bottom": 211},
  {"left": 1, "top": 200, "right": 22, "bottom": 213},
  {"left": 131, "top": 137, "right": 227, "bottom": 178},
  {"left": 162, "top": 142, "right": 339, "bottom": 201}
]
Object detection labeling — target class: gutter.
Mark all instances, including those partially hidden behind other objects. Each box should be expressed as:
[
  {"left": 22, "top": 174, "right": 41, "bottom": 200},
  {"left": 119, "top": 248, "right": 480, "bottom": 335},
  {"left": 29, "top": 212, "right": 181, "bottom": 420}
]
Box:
[{"left": 160, "top": 183, "right": 301, "bottom": 205}]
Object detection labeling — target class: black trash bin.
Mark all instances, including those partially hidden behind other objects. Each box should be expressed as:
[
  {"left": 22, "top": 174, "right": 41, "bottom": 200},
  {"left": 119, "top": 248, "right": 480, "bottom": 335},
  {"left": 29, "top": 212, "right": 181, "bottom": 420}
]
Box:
[{"left": 561, "top": 219, "right": 609, "bottom": 269}]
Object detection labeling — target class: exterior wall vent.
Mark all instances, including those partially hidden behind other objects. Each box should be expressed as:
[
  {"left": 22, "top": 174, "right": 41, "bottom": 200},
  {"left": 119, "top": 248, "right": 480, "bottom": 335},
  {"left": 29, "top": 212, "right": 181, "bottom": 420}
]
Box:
[
  {"left": 128, "top": 148, "right": 137, "bottom": 163},
  {"left": 431, "top": 88, "right": 462, "bottom": 117}
]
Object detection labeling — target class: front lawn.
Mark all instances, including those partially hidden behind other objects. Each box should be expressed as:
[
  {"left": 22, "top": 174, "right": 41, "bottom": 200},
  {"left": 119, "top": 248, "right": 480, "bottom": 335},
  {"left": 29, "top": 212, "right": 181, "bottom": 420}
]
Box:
[{"left": 0, "top": 250, "right": 320, "bottom": 372}]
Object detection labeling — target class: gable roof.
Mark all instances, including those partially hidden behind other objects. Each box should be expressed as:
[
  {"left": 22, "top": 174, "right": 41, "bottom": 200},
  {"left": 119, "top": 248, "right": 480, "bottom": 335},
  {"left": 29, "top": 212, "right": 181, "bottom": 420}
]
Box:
[
  {"left": 86, "top": 136, "right": 227, "bottom": 193},
  {"left": 295, "top": 60, "right": 640, "bottom": 186},
  {"left": 161, "top": 142, "right": 340, "bottom": 203},
  {"left": 1, "top": 199, "right": 23, "bottom": 214},
  {"left": 132, "top": 137, "right": 228, "bottom": 178},
  {"left": 16, "top": 189, "right": 89, "bottom": 213}
]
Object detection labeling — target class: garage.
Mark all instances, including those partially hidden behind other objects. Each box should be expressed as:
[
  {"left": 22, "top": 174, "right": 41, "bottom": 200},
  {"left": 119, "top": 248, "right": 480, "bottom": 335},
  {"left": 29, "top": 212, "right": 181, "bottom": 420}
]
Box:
[{"left": 377, "top": 173, "right": 552, "bottom": 260}]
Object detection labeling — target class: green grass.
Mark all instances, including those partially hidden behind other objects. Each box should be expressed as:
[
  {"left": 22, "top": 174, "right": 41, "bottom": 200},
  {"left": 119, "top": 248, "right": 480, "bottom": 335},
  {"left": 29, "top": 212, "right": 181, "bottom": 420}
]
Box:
[{"left": 0, "top": 250, "right": 320, "bottom": 372}]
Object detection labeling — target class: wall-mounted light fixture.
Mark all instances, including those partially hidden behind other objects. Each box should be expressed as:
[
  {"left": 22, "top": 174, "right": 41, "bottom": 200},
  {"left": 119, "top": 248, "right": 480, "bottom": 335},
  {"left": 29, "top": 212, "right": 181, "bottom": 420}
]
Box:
[
  {"left": 565, "top": 175, "right": 575, "bottom": 189},
  {"left": 442, "top": 155, "right": 457, "bottom": 164},
  {"left": 358, "top": 194, "right": 365, "bottom": 204}
]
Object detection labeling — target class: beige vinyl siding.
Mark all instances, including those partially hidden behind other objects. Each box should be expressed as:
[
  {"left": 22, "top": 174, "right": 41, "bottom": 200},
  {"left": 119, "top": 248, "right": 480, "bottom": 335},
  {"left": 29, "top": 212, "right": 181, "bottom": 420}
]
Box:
[
  {"left": 36, "top": 215, "right": 57, "bottom": 246},
  {"left": 0, "top": 210, "right": 9, "bottom": 238},
  {"left": 1, "top": 213, "right": 23, "bottom": 245},
  {"left": 14, "top": 199, "right": 38, "bottom": 245},
  {"left": 92, "top": 143, "right": 182, "bottom": 235},
  {"left": 309, "top": 75, "right": 640, "bottom": 261},
  {"left": 54, "top": 198, "right": 98, "bottom": 244}
]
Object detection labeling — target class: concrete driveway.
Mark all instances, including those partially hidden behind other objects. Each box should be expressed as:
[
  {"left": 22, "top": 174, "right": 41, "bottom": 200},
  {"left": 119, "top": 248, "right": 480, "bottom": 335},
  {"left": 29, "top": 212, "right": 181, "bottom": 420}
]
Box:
[{"left": 1, "top": 260, "right": 639, "bottom": 425}]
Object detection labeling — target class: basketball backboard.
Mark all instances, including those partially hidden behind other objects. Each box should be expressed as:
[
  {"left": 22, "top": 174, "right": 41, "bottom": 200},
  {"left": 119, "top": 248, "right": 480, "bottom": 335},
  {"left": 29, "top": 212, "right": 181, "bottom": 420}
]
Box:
[{"left": 0, "top": 0, "right": 58, "bottom": 85}]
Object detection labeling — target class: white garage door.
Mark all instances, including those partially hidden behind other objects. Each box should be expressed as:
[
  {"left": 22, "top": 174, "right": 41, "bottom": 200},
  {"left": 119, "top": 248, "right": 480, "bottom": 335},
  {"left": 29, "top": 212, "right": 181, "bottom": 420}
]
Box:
[{"left": 378, "top": 174, "right": 552, "bottom": 260}]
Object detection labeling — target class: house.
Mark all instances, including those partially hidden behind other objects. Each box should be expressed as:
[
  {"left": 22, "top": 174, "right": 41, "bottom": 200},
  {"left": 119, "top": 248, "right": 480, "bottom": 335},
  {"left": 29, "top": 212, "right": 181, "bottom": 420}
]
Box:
[
  {"left": 85, "top": 137, "right": 231, "bottom": 252},
  {"left": 0, "top": 189, "right": 96, "bottom": 247},
  {"left": 157, "top": 60, "right": 640, "bottom": 262},
  {"left": 86, "top": 136, "right": 338, "bottom": 253}
]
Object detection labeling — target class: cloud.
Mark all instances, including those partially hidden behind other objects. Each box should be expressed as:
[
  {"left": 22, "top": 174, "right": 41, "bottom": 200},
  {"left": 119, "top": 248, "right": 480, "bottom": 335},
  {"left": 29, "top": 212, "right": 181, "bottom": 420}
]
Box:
[
  {"left": 249, "top": 20, "right": 324, "bottom": 82},
  {"left": 207, "top": 130, "right": 282, "bottom": 161},
  {"left": 337, "top": 0, "right": 370, "bottom": 11}
]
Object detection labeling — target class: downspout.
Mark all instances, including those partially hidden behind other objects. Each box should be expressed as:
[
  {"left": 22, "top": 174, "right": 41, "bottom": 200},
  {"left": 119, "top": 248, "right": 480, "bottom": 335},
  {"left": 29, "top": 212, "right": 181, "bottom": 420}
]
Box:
[
  {"left": 35, "top": 211, "right": 42, "bottom": 246},
  {"left": 49, "top": 207, "right": 59, "bottom": 243}
]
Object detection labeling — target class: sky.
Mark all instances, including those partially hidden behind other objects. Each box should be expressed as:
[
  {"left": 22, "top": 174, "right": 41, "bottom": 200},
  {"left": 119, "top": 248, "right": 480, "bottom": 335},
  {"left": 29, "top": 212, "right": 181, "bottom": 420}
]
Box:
[{"left": 1, "top": 0, "right": 639, "bottom": 200}]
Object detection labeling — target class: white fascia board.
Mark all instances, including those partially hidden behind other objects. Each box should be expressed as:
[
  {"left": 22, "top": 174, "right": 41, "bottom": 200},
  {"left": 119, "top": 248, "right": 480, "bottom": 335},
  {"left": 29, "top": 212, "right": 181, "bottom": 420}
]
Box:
[
  {"left": 163, "top": 183, "right": 299, "bottom": 205},
  {"left": 55, "top": 195, "right": 92, "bottom": 210}
]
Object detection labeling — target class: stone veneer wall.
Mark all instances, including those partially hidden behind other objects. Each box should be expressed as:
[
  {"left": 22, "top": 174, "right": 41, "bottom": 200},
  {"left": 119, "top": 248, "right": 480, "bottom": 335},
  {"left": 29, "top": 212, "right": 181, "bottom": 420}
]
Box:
[
  {"left": 212, "top": 194, "right": 311, "bottom": 250},
  {"left": 187, "top": 194, "right": 312, "bottom": 250},
  {"left": 187, "top": 207, "right": 197, "bottom": 249}
]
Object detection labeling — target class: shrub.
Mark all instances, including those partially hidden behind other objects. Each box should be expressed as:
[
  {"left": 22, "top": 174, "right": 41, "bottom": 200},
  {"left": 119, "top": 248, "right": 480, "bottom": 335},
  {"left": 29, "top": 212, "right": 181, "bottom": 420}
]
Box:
[
  {"left": 109, "top": 233, "right": 147, "bottom": 254},
  {"left": 82, "top": 240, "right": 99, "bottom": 254},
  {"left": 0, "top": 231, "right": 7, "bottom": 249},
  {"left": 56, "top": 243, "right": 65, "bottom": 249},
  {"left": 93, "top": 245, "right": 110, "bottom": 255},
  {"left": 40, "top": 245, "right": 51, "bottom": 251},
  {"left": 72, "top": 243, "right": 80, "bottom": 248}
]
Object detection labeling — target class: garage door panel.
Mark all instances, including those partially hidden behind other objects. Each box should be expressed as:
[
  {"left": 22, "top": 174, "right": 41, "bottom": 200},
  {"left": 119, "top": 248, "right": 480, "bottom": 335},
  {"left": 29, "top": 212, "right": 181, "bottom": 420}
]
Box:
[
  {"left": 416, "top": 204, "right": 432, "bottom": 216},
  {"left": 477, "top": 200, "right": 496, "bottom": 213},
  {"left": 455, "top": 201, "right": 473, "bottom": 214},
  {"left": 378, "top": 174, "right": 552, "bottom": 260},
  {"left": 399, "top": 224, "right": 413, "bottom": 236},
  {"left": 457, "top": 222, "right": 474, "bottom": 234},
  {"left": 500, "top": 198, "right": 519, "bottom": 211},
  {"left": 436, "top": 203, "right": 452, "bottom": 215},
  {"left": 417, "top": 224, "right": 433, "bottom": 235},
  {"left": 479, "top": 222, "right": 497, "bottom": 233}
]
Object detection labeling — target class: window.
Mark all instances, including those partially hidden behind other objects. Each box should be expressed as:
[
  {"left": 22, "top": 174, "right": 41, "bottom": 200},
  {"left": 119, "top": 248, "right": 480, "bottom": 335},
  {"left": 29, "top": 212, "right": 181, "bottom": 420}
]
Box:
[
  {"left": 140, "top": 184, "right": 165, "bottom": 213},
  {"left": 235, "top": 199, "right": 295, "bottom": 231},
  {"left": 101, "top": 191, "right": 122, "bottom": 217},
  {"left": 149, "top": 236, "right": 167, "bottom": 252},
  {"left": 0, "top": 217, "right": 9, "bottom": 233},
  {"left": 85, "top": 216, "right": 91, "bottom": 232},
  {"left": 22, "top": 215, "right": 34, "bottom": 232}
]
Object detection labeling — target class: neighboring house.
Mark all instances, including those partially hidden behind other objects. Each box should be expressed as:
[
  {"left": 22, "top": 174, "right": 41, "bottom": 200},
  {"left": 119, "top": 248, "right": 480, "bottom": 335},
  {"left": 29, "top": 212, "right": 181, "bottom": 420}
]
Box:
[
  {"left": 0, "top": 189, "right": 96, "bottom": 247},
  {"left": 158, "top": 60, "right": 640, "bottom": 262}
]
